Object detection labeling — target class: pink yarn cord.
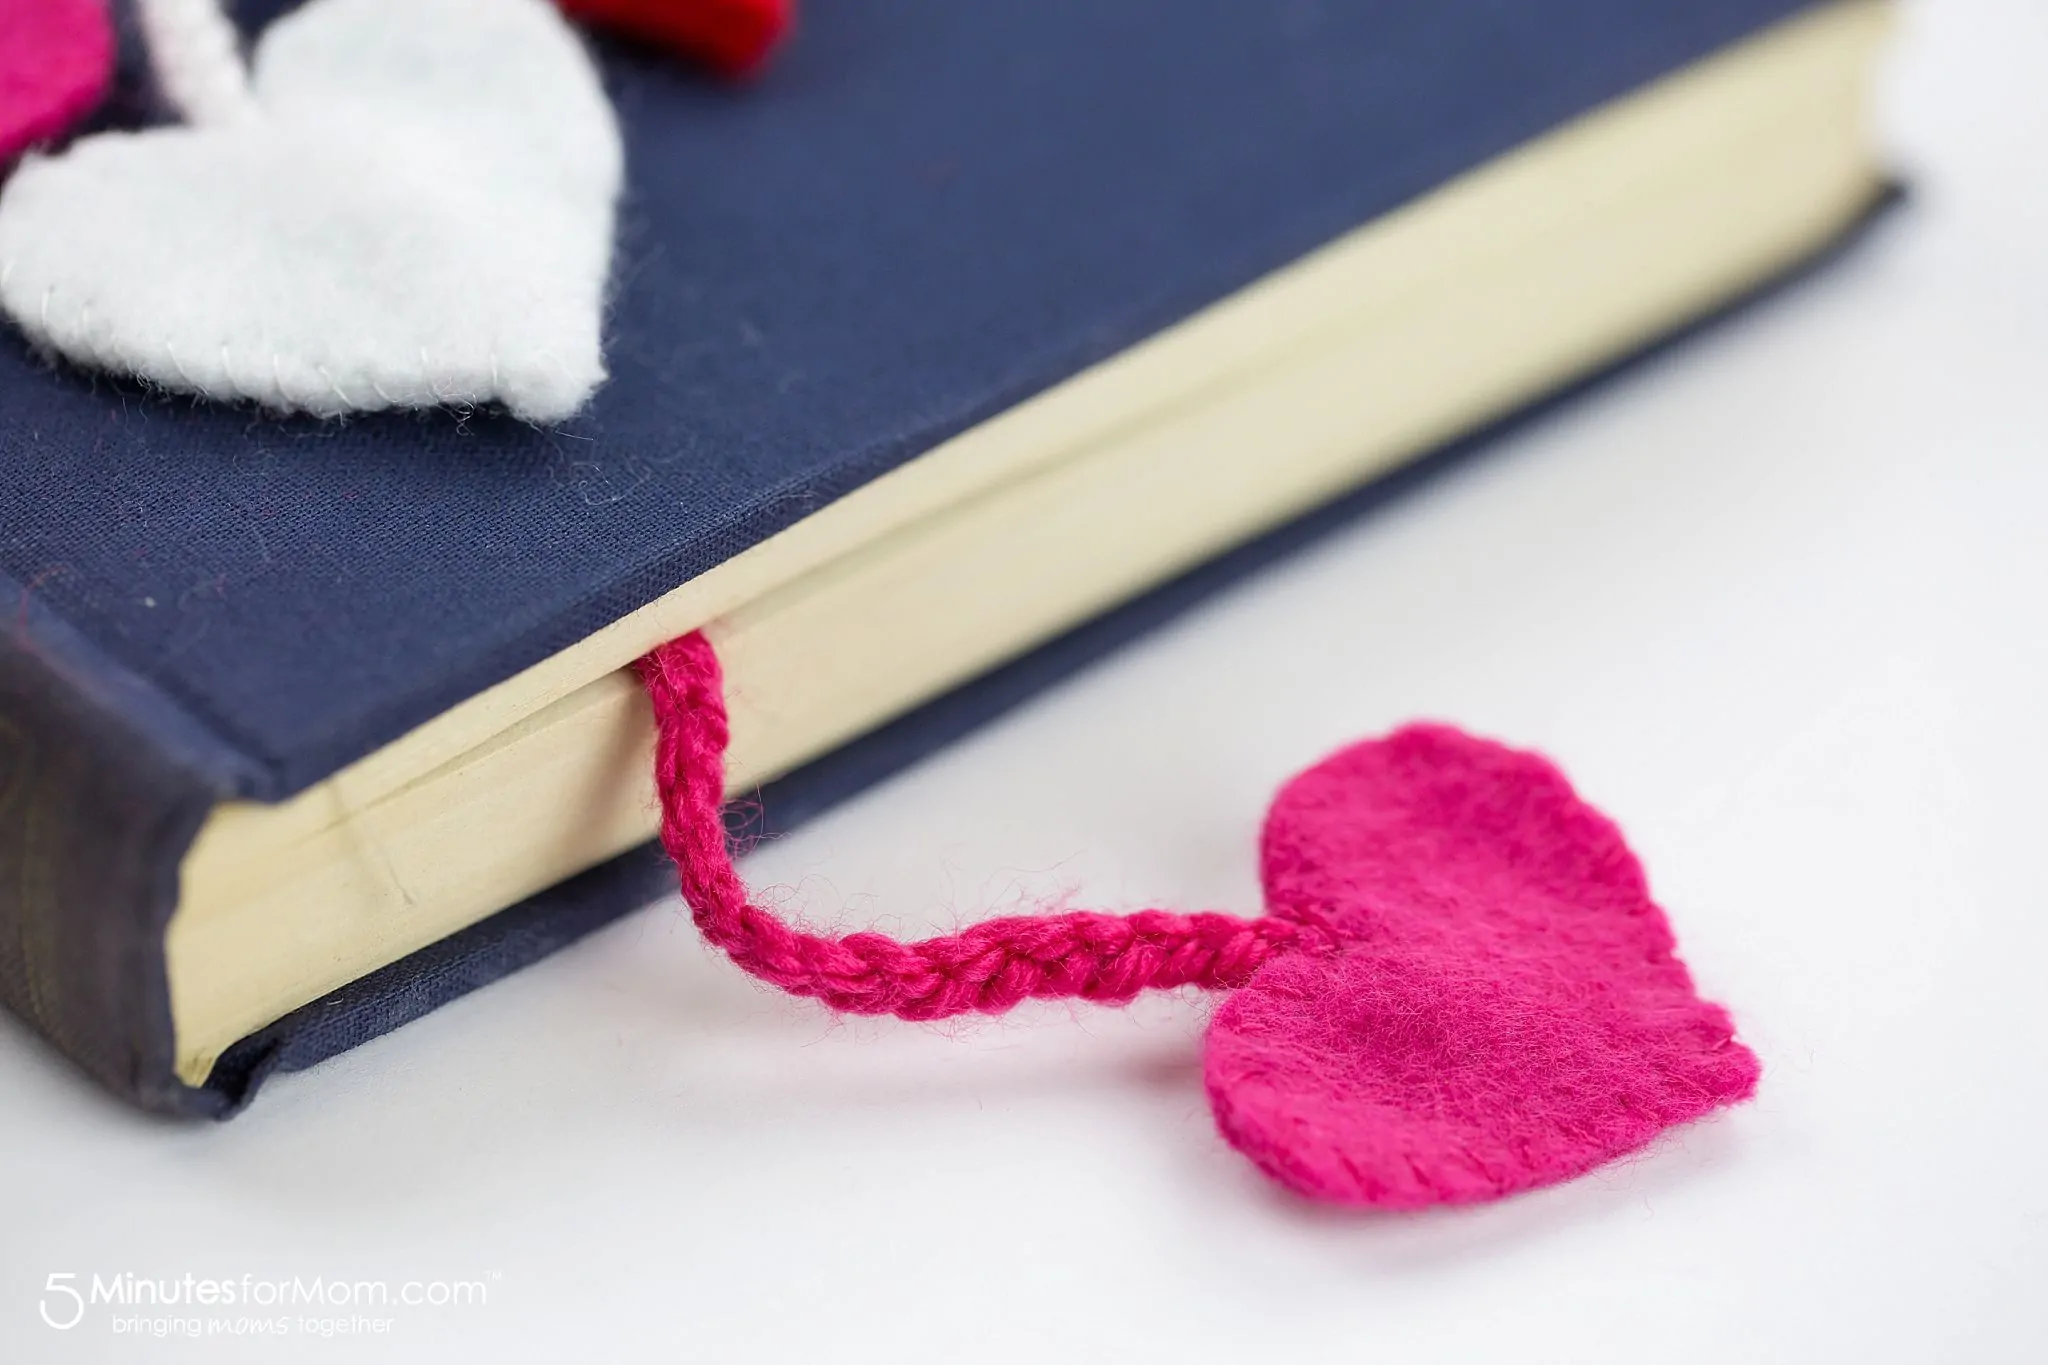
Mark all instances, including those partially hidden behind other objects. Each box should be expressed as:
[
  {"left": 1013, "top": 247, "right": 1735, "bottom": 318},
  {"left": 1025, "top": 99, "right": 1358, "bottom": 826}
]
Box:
[{"left": 638, "top": 632, "right": 1332, "bottom": 1019}]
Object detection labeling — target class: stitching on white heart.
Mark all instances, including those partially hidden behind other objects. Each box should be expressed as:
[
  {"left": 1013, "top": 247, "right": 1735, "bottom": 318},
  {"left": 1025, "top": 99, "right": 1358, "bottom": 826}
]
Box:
[
  {"left": 317, "top": 365, "right": 353, "bottom": 411},
  {"left": 166, "top": 340, "right": 197, "bottom": 390},
  {"left": 76, "top": 299, "right": 99, "bottom": 367}
]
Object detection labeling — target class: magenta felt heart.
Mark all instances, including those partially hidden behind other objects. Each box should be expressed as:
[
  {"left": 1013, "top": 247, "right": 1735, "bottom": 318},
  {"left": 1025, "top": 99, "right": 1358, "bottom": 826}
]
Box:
[
  {"left": 1205, "top": 724, "right": 1760, "bottom": 1207},
  {"left": 0, "top": 0, "right": 111, "bottom": 165}
]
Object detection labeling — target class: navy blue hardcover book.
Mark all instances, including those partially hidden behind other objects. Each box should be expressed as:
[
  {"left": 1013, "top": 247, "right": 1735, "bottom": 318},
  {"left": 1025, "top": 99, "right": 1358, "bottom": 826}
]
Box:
[{"left": 0, "top": 0, "right": 1891, "bottom": 1114}]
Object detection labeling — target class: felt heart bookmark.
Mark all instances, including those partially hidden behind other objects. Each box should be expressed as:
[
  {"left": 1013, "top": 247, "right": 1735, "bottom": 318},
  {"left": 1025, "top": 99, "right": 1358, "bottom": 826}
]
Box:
[
  {"left": 0, "top": 0, "right": 113, "bottom": 164},
  {"left": 0, "top": 0, "right": 622, "bottom": 423},
  {"left": 639, "top": 632, "right": 1760, "bottom": 1207}
]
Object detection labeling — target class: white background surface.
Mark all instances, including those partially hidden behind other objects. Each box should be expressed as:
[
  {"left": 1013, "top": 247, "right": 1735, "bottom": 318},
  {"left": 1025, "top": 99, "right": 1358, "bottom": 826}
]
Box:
[{"left": 4, "top": 1, "right": 2044, "bottom": 1359}]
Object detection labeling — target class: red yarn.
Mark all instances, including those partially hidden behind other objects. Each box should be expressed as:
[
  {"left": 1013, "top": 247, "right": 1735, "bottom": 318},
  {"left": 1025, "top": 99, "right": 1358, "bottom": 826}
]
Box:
[
  {"left": 639, "top": 632, "right": 1333, "bottom": 1020},
  {"left": 638, "top": 631, "right": 1759, "bottom": 1206},
  {"left": 559, "top": 0, "right": 793, "bottom": 78}
]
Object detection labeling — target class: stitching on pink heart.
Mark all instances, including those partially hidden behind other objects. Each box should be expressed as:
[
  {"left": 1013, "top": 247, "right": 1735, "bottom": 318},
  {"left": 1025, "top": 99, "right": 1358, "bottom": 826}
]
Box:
[{"left": 637, "top": 630, "right": 1761, "bottom": 1208}]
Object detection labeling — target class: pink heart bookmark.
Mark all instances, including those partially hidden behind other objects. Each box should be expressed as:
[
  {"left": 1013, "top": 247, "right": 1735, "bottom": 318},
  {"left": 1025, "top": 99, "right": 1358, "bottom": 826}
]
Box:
[
  {"left": 639, "top": 632, "right": 1759, "bottom": 1209},
  {"left": 0, "top": 0, "right": 112, "bottom": 165}
]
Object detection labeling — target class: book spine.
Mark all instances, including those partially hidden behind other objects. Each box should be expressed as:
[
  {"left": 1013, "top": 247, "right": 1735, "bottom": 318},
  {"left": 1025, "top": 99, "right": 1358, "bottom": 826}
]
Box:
[{"left": 0, "top": 574, "right": 257, "bottom": 1115}]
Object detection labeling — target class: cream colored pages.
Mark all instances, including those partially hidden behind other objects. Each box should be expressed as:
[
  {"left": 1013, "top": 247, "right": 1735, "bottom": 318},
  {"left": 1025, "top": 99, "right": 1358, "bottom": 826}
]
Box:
[{"left": 168, "top": 2, "right": 1893, "bottom": 1084}]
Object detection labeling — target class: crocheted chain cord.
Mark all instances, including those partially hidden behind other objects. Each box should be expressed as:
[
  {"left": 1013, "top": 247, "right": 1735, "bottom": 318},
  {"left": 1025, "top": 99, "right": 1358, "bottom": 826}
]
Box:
[{"left": 637, "top": 632, "right": 1334, "bottom": 1020}]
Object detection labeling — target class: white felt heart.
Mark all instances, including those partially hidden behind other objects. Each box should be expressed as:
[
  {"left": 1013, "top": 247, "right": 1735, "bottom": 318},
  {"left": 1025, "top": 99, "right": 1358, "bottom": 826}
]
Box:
[{"left": 0, "top": 0, "right": 622, "bottom": 424}]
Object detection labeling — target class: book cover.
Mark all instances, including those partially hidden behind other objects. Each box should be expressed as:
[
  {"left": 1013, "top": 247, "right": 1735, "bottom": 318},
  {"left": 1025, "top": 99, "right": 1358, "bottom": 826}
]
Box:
[{"left": 0, "top": 0, "right": 1880, "bottom": 1114}]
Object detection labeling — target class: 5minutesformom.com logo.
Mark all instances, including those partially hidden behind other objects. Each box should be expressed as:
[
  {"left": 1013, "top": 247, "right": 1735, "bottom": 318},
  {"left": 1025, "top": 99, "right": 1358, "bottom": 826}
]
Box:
[{"left": 38, "top": 1271, "right": 493, "bottom": 1334}]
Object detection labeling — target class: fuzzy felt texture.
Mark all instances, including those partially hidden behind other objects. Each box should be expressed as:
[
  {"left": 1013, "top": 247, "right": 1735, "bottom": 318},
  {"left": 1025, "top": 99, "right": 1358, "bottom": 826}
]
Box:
[
  {"left": 0, "top": 0, "right": 113, "bottom": 164},
  {"left": 560, "top": 0, "right": 792, "bottom": 76},
  {"left": 1205, "top": 724, "right": 1761, "bottom": 1208},
  {"left": 0, "top": 0, "right": 622, "bottom": 424}
]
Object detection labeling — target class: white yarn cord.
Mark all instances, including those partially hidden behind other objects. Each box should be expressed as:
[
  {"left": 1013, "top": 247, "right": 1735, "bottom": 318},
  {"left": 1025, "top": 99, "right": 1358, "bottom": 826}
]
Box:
[{"left": 136, "top": 0, "right": 260, "bottom": 127}]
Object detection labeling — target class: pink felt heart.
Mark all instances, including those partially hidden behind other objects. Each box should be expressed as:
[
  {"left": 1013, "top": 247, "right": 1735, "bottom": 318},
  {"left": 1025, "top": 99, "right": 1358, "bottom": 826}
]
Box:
[
  {"left": 0, "top": 0, "right": 113, "bottom": 165},
  {"left": 1206, "top": 724, "right": 1760, "bottom": 1208}
]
